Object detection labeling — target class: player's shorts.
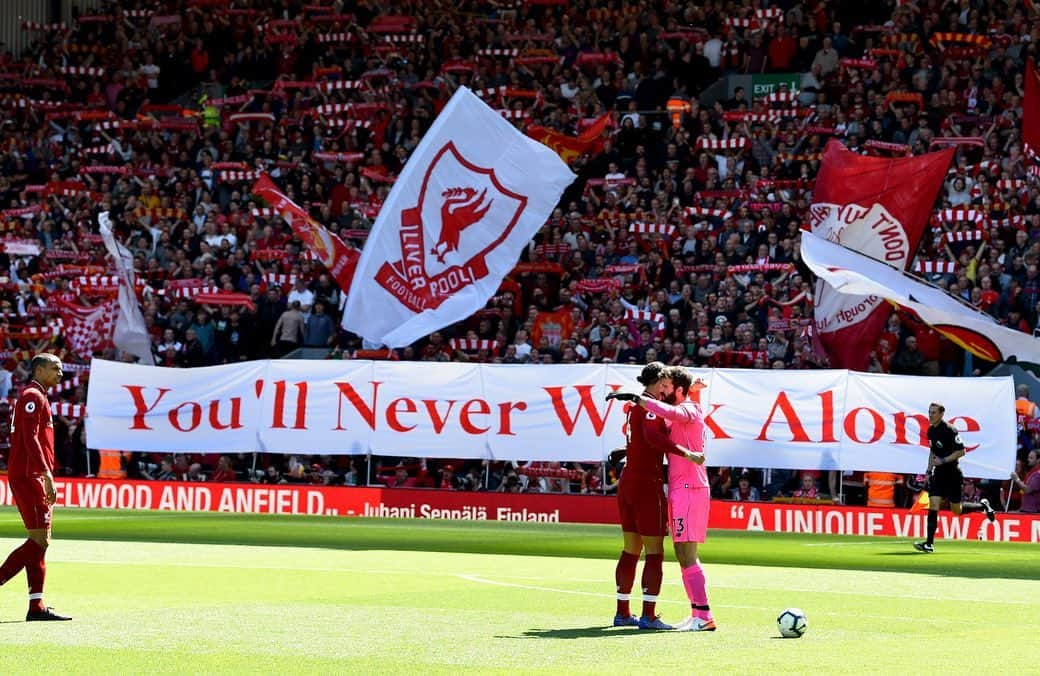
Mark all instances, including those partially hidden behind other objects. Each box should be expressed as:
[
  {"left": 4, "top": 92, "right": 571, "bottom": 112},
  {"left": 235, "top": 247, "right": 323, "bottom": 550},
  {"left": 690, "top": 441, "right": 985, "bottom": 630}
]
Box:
[
  {"left": 927, "top": 467, "right": 963, "bottom": 504},
  {"left": 617, "top": 477, "right": 668, "bottom": 537},
  {"left": 668, "top": 487, "right": 710, "bottom": 543},
  {"left": 9, "top": 475, "right": 52, "bottom": 531}
]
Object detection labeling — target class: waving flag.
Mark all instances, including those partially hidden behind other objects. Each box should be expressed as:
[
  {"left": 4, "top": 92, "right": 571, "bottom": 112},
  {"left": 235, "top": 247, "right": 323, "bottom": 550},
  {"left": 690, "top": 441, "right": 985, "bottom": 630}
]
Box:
[
  {"left": 810, "top": 140, "right": 953, "bottom": 370},
  {"left": 527, "top": 112, "right": 611, "bottom": 164},
  {"left": 341, "top": 87, "right": 575, "bottom": 347},
  {"left": 57, "top": 299, "right": 116, "bottom": 358},
  {"left": 252, "top": 175, "right": 360, "bottom": 293},
  {"left": 801, "top": 231, "right": 1040, "bottom": 366},
  {"left": 99, "top": 211, "right": 155, "bottom": 365}
]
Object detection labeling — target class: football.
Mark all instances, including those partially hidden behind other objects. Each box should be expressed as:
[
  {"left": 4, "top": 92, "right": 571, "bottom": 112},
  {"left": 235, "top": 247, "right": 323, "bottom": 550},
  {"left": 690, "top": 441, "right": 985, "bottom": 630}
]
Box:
[{"left": 777, "top": 608, "right": 808, "bottom": 638}]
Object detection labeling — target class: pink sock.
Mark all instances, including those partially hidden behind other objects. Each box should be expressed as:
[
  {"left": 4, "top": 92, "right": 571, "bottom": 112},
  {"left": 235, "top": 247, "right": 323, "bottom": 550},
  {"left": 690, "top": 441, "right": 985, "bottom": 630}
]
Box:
[{"left": 681, "top": 563, "right": 711, "bottom": 620}]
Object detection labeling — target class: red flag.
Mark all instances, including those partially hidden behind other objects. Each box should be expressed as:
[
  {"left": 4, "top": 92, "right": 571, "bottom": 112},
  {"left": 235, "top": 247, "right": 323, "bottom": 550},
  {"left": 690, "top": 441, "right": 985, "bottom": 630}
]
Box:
[
  {"left": 56, "top": 299, "right": 116, "bottom": 357},
  {"left": 809, "top": 140, "right": 953, "bottom": 370},
  {"left": 1024, "top": 58, "right": 1040, "bottom": 161},
  {"left": 252, "top": 174, "right": 360, "bottom": 293},
  {"left": 526, "top": 113, "right": 610, "bottom": 164},
  {"left": 531, "top": 310, "right": 574, "bottom": 349}
]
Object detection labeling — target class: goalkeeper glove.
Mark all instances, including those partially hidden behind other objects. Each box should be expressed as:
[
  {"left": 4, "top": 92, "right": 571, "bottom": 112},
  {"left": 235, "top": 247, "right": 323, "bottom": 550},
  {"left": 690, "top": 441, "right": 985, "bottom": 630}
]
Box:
[{"left": 605, "top": 391, "right": 640, "bottom": 403}]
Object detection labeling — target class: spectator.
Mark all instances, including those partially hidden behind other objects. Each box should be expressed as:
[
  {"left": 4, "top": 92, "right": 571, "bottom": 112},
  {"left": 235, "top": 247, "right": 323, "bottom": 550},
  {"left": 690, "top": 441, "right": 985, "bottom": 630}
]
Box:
[
  {"left": 187, "top": 463, "right": 205, "bottom": 482},
  {"left": 156, "top": 329, "right": 183, "bottom": 356},
  {"left": 180, "top": 329, "right": 207, "bottom": 368},
  {"left": 1015, "top": 384, "right": 1038, "bottom": 420},
  {"left": 344, "top": 459, "right": 359, "bottom": 487},
  {"left": 260, "top": 466, "right": 286, "bottom": 485},
  {"left": 385, "top": 464, "right": 418, "bottom": 488},
  {"left": 864, "top": 472, "right": 901, "bottom": 509},
  {"left": 211, "top": 456, "right": 236, "bottom": 483},
  {"left": 730, "top": 473, "right": 761, "bottom": 502},
  {"left": 498, "top": 473, "right": 522, "bottom": 493},
  {"left": 303, "top": 301, "right": 335, "bottom": 348},
  {"left": 890, "top": 336, "right": 925, "bottom": 376},
  {"left": 1011, "top": 450, "right": 1040, "bottom": 513},
  {"left": 791, "top": 473, "right": 819, "bottom": 499},
  {"left": 189, "top": 311, "right": 216, "bottom": 357},
  {"left": 812, "top": 37, "right": 840, "bottom": 77},
  {"left": 271, "top": 301, "right": 305, "bottom": 356},
  {"left": 438, "top": 465, "right": 457, "bottom": 490},
  {"left": 155, "top": 458, "right": 176, "bottom": 482},
  {"left": 0, "top": 363, "right": 11, "bottom": 401},
  {"left": 768, "top": 26, "right": 797, "bottom": 73},
  {"left": 288, "top": 278, "right": 316, "bottom": 313}
]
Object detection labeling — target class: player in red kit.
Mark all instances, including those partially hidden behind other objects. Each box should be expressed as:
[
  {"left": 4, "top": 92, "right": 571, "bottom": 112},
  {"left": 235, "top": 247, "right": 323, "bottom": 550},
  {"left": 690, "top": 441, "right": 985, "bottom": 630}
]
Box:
[
  {"left": 605, "top": 362, "right": 699, "bottom": 630},
  {"left": 0, "top": 354, "right": 71, "bottom": 621}
]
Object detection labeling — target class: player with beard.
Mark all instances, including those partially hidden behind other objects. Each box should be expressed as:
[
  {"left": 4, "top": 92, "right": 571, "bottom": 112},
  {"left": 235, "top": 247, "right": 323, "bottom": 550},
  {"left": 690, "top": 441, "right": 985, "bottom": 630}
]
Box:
[
  {"left": 630, "top": 366, "right": 715, "bottom": 631},
  {"left": 606, "top": 362, "right": 700, "bottom": 630}
]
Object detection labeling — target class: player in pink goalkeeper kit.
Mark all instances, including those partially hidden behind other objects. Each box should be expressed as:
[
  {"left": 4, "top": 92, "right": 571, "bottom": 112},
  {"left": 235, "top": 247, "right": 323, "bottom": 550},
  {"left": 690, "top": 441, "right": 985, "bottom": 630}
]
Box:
[{"left": 637, "top": 366, "right": 716, "bottom": 632}]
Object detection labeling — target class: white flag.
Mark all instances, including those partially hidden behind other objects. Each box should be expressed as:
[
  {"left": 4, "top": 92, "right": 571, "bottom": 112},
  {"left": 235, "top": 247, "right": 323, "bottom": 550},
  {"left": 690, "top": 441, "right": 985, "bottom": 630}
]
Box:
[
  {"left": 341, "top": 87, "right": 576, "bottom": 347},
  {"left": 801, "top": 230, "right": 1040, "bottom": 365},
  {"left": 99, "top": 212, "right": 155, "bottom": 365}
]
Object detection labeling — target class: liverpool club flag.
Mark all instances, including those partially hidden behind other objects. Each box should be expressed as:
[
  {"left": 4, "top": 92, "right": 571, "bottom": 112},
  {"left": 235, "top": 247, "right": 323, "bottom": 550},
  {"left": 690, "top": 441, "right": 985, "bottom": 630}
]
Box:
[
  {"left": 809, "top": 140, "right": 953, "bottom": 370},
  {"left": 341, "top": 87, "right": 576, "bottom": 347},
  {"left": 802, "top": 231, "right": 1040, "bottom": 366}
]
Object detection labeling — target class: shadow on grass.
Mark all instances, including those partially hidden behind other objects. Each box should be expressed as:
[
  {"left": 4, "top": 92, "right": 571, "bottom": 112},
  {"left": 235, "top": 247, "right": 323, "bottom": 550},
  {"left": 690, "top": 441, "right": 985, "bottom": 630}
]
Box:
[
  {"left": 876, "top": 551, "right": 928, "bottom": 556},
  {"left": 507, "top": 626, "right": 658, "bottom": 640}
]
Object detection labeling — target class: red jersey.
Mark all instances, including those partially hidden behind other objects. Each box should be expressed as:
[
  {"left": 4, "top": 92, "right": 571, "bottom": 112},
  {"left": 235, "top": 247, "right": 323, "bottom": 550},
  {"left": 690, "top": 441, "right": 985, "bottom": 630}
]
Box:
[
  {"left": 9, "top": 382, "right": 54, "bottom": 479},
  {"left": 621, "top": 394, "right": 681, "bottom": 482}
]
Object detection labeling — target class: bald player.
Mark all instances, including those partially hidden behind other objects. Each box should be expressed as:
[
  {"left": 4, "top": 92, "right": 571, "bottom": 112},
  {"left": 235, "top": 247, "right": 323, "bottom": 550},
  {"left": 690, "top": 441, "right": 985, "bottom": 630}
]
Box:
[{"left": 0, "top": 354, "right": 71, "bottom": 621}]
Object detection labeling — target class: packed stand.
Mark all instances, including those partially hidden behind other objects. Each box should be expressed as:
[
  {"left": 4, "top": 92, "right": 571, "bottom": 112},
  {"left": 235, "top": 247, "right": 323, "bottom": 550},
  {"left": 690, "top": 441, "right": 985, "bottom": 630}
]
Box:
[{"left": 0, "top": 0, "right": 1035, "bottom": 507}]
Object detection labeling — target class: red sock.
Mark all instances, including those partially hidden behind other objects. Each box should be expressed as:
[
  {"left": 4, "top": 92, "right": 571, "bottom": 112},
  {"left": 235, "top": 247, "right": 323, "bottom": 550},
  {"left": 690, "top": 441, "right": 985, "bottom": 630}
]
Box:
[
  {"left": 614, "top": 551, "right": 639, "bottom": 616},
  {"left": 0, "top": 539, "right": 39, "bottom": 587},
  {"left": 641, "top": 553, "right": 664, "bottom": 619},
  {"left": 26, "top": 547, "right": 46, "bottom": 613}
]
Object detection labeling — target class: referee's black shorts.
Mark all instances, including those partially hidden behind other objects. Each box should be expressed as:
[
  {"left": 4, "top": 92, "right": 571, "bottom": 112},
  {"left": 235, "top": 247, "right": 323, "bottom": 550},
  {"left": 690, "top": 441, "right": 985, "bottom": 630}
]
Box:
[{"left": 927, "top": 467, "right": 963, "bottom": 504}]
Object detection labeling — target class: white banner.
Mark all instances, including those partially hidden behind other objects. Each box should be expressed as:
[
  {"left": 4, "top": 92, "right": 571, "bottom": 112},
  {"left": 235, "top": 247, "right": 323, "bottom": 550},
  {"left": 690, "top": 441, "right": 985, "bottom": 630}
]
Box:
[
  {"left": 84, "top": 359, "right": 1016, "bottom": 477},
  {"left": 341, "top": 87, "right": 575, "bottom": 347}
]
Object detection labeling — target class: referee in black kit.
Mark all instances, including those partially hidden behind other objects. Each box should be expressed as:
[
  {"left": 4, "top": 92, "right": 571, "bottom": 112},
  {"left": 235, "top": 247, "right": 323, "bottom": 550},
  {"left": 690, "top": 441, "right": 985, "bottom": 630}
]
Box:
[{"left": 914, "top": 402, "right": 996, "bottom": 553}]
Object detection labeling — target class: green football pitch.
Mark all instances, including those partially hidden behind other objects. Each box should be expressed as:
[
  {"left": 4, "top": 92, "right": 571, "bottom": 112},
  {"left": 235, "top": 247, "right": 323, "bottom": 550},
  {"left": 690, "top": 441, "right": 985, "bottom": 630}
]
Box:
[{"left": 0, "top": 509, "right": 1035, "bottom": 674}]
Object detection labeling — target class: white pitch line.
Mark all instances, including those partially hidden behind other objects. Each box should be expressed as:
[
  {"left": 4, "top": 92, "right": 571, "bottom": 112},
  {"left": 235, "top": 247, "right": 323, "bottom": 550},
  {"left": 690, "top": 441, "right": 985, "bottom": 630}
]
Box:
[
  {"left": 802, "top": 541, "right": 900, "bottom": 547},
  {"left": 53, "top": 559, "right": 358, "bottom": 573},
  {"left": 452, "top": 571, "right": 1037, "bottom": 605},
  {"left": 455, "top": 573, "right": 1040, "bottom": 624},
  {"left": 457, "top": 573, "right": 764, "bottom": 611},
  {"left": 13, "top": 540, "right": 1039, "bottom": 610},
  {"left": 37, "top": 554, "right": 1040, "bottom": 606}
]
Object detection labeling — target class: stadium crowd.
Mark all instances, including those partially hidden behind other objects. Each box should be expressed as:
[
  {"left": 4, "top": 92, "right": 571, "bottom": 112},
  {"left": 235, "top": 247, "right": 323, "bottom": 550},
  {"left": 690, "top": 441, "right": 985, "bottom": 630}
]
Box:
[{"left": 0, "top": 0, "right": 1039, "bottom": 510}]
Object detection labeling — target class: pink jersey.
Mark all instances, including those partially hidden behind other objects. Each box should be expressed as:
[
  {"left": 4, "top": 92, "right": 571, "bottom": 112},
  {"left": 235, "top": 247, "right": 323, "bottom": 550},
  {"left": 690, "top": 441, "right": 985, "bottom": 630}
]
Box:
[{"left": 642, "top": 398, "right": 709, "bottom": 490}]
